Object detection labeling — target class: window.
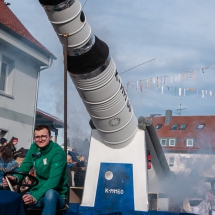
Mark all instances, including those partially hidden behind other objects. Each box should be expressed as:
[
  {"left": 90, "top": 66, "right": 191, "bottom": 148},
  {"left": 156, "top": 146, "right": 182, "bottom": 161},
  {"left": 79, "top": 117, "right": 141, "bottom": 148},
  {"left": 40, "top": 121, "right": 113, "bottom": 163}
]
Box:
[
  {"left": 171, "top": 124, "right": 178, "bottom": 130},
  {"left": 169, "top": 157, "right": 174, "bottom": 167},
  {"left": 156, "top": 124, "right": 163, "bottom": 129},
  {"left": 0, "top": 62, "right": 7, "bottom": 91},
  {"left": 180, "top": 124, "right": 187, "bottom": 130},
  {"left": 160, "top": 139, "right": 167, "bottom": 146},
  {"left": 0, "top": 56, "right": 14, "bottom": 95},
  {"left": 186, "top": 139, "right": 193, "bottom": 147},
  {"left": 169, "top": 139, "right": 176, "bottom": 146},
  {"left": 197, "top": 124, "right": 205, "bottom": 129}
]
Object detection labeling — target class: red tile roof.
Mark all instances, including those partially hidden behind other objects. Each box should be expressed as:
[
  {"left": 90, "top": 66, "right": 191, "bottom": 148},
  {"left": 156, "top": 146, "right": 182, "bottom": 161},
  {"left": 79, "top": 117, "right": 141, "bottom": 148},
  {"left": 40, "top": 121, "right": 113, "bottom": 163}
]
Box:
[
  {"left": 0, "top": 0, "right": 56, "bottom": 59},
  {"left": 151, "top": 115, "right": 215, "bottom": 153}
]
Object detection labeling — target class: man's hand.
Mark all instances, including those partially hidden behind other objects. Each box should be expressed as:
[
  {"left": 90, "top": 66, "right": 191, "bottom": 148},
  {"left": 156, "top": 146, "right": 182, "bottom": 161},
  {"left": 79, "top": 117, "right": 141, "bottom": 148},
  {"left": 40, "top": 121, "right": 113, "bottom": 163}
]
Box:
[
  {"left": 2, "top": 175, "right": 16, "bottom": 187},
  {"left": 22, "top": 194, "right": 36, "bottom": 204}
]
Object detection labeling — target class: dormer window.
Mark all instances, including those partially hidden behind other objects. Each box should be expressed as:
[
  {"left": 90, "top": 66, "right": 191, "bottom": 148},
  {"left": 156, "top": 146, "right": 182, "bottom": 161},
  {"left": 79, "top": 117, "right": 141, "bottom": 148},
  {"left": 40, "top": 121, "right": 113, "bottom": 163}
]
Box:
[
  {"left": 197, "top": 124, "right": 205, "bottom": 129},
  {"left": 171, "top": 124, "right": 178, "bottom": 130},
  {"left": 180, "top": 124, "right": 187, "bottom": 130},
  {"left": 156, "top": 124, "right": 163, "bottom": 129}
]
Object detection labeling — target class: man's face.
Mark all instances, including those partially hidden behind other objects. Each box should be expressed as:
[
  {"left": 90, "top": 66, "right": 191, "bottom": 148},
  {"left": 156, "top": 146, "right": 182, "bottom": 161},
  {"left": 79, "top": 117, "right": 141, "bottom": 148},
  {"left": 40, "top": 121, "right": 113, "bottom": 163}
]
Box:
[
  {"left": 34, "top": 128, "right": 52, "bottom": 148},
  {"left": 67, "top": 155, "right": 72, "bottom": 164}
]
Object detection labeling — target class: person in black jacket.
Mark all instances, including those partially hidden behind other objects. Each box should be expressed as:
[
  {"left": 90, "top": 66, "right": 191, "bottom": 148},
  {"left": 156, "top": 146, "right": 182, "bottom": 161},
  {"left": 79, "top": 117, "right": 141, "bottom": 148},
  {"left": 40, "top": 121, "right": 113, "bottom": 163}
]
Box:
[
  {"left": 67, "top": 154, "right": 86, "bottom": 187},
  {"left": 74, "top": 155, "right": 86, "bottom": 187}
]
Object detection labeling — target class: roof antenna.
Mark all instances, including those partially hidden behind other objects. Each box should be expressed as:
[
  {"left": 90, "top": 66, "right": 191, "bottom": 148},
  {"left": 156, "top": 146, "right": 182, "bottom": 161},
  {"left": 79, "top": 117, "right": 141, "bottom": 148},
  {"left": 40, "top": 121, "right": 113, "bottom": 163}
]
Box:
[{"left": 175, "top": 104, "right": 187, "bottom": 116}]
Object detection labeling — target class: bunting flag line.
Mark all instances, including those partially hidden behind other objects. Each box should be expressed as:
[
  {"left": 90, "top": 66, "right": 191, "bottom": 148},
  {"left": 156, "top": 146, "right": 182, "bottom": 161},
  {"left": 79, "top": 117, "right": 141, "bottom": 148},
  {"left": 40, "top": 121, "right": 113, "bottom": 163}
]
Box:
[
  {"left": 128, "top": 65, "right": 213, "bottom": 88},
  {"left": 126, "top": 65, "right": 215, "bottom": 99},
  {"left": 127, "top": 83, "right": 215, "bottom": 99}
]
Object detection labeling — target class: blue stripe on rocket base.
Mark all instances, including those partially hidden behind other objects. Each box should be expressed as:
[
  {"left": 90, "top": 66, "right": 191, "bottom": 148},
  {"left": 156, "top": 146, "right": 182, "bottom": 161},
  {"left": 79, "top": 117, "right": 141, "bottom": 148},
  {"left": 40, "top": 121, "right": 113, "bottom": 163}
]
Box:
[
  {"left": 94, "top": 163, "right": 134, "bottom": 211},
  {"left": 67, "top": 163, "right": 197, "bottom": 215},
  {"left": 67, "top": 205, "right": 196, "bottom": 215}
]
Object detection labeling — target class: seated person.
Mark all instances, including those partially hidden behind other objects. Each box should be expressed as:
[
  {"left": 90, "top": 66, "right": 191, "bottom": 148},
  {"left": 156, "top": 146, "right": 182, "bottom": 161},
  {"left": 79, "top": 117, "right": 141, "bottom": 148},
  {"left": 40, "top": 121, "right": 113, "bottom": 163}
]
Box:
[
  {"left": 3, "top": 125, "right": 68, "bottom": 215},
  {"left": 0, "top": 145, "right": 19, "bottom": 189}
]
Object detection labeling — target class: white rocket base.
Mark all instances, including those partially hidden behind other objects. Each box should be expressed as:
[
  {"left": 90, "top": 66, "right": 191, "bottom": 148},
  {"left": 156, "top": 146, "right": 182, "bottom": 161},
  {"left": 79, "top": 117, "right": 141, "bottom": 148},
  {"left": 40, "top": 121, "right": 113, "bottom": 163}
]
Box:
[{"left": 81, "top": 128, "right": 148, "bottom": 211}]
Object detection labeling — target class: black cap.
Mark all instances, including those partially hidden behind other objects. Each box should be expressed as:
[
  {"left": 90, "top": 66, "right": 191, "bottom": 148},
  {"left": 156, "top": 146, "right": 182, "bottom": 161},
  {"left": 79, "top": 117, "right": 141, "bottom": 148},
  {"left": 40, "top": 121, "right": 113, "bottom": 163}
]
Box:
[{"left": 0, "top": 138, "right": 7, "bottom": 145}]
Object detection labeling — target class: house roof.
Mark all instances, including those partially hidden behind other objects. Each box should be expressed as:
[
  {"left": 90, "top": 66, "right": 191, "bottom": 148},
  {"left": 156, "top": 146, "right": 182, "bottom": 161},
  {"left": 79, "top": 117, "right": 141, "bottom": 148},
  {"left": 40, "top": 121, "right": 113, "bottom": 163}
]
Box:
[
  {"left": 0, "top": 0, "right": 56, "bottom": 59},
  {"left": 151, "top": 115, "right": 215, "bottom": 153},
  {"left": 36, "top": 109, "right": 64, "bottom": 133}
]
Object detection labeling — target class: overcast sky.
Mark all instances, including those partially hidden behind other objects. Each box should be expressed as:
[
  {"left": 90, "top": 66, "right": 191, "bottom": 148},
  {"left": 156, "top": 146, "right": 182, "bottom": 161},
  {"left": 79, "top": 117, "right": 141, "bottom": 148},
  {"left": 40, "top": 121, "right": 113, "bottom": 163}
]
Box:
[{"left": 8, "top": 0, "right": 215, "bottom": 144}]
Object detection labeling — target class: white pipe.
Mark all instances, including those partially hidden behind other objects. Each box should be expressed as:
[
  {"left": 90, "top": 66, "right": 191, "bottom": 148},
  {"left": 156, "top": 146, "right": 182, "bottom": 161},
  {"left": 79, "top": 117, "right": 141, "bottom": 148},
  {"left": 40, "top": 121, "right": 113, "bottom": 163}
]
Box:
[{"left": 31, "top": 58, "right": 53, "bottom": 143}]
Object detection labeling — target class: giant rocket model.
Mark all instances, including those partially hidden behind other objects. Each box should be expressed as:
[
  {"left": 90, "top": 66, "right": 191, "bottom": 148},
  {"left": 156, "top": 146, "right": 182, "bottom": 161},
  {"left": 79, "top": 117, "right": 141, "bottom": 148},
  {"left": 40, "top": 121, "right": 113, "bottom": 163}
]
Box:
[{"left": 38, "top": 0, "right": 169, "bottom": 213}]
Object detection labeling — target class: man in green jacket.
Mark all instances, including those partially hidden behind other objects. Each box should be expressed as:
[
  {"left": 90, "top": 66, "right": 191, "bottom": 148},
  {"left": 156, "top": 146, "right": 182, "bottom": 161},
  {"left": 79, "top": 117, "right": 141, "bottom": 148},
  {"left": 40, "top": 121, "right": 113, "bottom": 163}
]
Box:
[{"left": 3, "top": 125, "right": 68, "bottom": 215}]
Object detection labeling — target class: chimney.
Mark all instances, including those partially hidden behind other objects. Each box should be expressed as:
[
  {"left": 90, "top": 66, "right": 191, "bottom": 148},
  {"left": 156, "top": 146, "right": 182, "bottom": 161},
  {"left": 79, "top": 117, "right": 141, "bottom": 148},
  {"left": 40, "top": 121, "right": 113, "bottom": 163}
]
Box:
[{"left": 165, "top": 110, "right": 172, "bottom": 125}]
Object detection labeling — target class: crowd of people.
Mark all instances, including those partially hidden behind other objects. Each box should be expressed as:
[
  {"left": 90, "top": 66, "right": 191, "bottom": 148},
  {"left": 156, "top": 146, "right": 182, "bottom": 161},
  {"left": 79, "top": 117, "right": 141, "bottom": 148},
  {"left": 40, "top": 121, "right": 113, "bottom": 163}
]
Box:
[
  {"left": 67, "top": 152, "right": 86, "bottom": 187},
  {"left": 0, "top": 136, "right": 20, "bottom": 189},
  {"left": 0, "top": 136, "right": 87, "bottom": 189}
]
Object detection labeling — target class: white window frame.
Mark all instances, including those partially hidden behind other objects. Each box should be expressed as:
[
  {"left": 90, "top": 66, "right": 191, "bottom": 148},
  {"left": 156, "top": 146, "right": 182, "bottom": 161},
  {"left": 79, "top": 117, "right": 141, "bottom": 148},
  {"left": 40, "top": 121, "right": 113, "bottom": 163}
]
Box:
[
  {"left": 169, "top": 139, "right": 176, "bottom": 146},
  {"left": 186, "top": 139, "right": 193, "bottom": 147},
  {"left": 0, "top": 55, "right": 15, "bottom": 96},
  {"left": 160, "top": 139, "right": 167, "bottom": 146},
  {"left": 169, "top": 157, "right": 174, "bottom": 166},
  {"left": 0, "top": 60, "right": 8, "bottom": 92}
]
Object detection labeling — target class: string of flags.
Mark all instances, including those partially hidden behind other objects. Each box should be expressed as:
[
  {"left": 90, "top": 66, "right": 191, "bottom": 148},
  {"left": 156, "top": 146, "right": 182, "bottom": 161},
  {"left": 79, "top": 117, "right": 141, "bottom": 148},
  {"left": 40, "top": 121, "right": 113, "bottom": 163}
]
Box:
[{"left": 126, "top": 65, "right": 215, "bottom": 98}]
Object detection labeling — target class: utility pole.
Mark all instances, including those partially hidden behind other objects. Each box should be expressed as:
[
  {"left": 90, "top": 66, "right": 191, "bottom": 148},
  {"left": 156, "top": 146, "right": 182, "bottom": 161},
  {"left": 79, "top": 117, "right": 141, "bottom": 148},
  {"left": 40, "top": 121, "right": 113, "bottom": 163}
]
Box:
[{"left": 63, "top": 35, "right": 68, "bottom": 153}]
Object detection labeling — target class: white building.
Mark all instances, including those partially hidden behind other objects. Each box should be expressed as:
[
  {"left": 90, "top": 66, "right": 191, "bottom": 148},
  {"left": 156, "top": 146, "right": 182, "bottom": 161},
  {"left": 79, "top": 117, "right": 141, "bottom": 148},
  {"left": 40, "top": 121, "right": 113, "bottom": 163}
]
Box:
[
  {"left": 151, "top": 110, "right": 215, "bottom": 178},
  {"left": 0, "top": 1, "right": 56, "bottom": 148}
]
